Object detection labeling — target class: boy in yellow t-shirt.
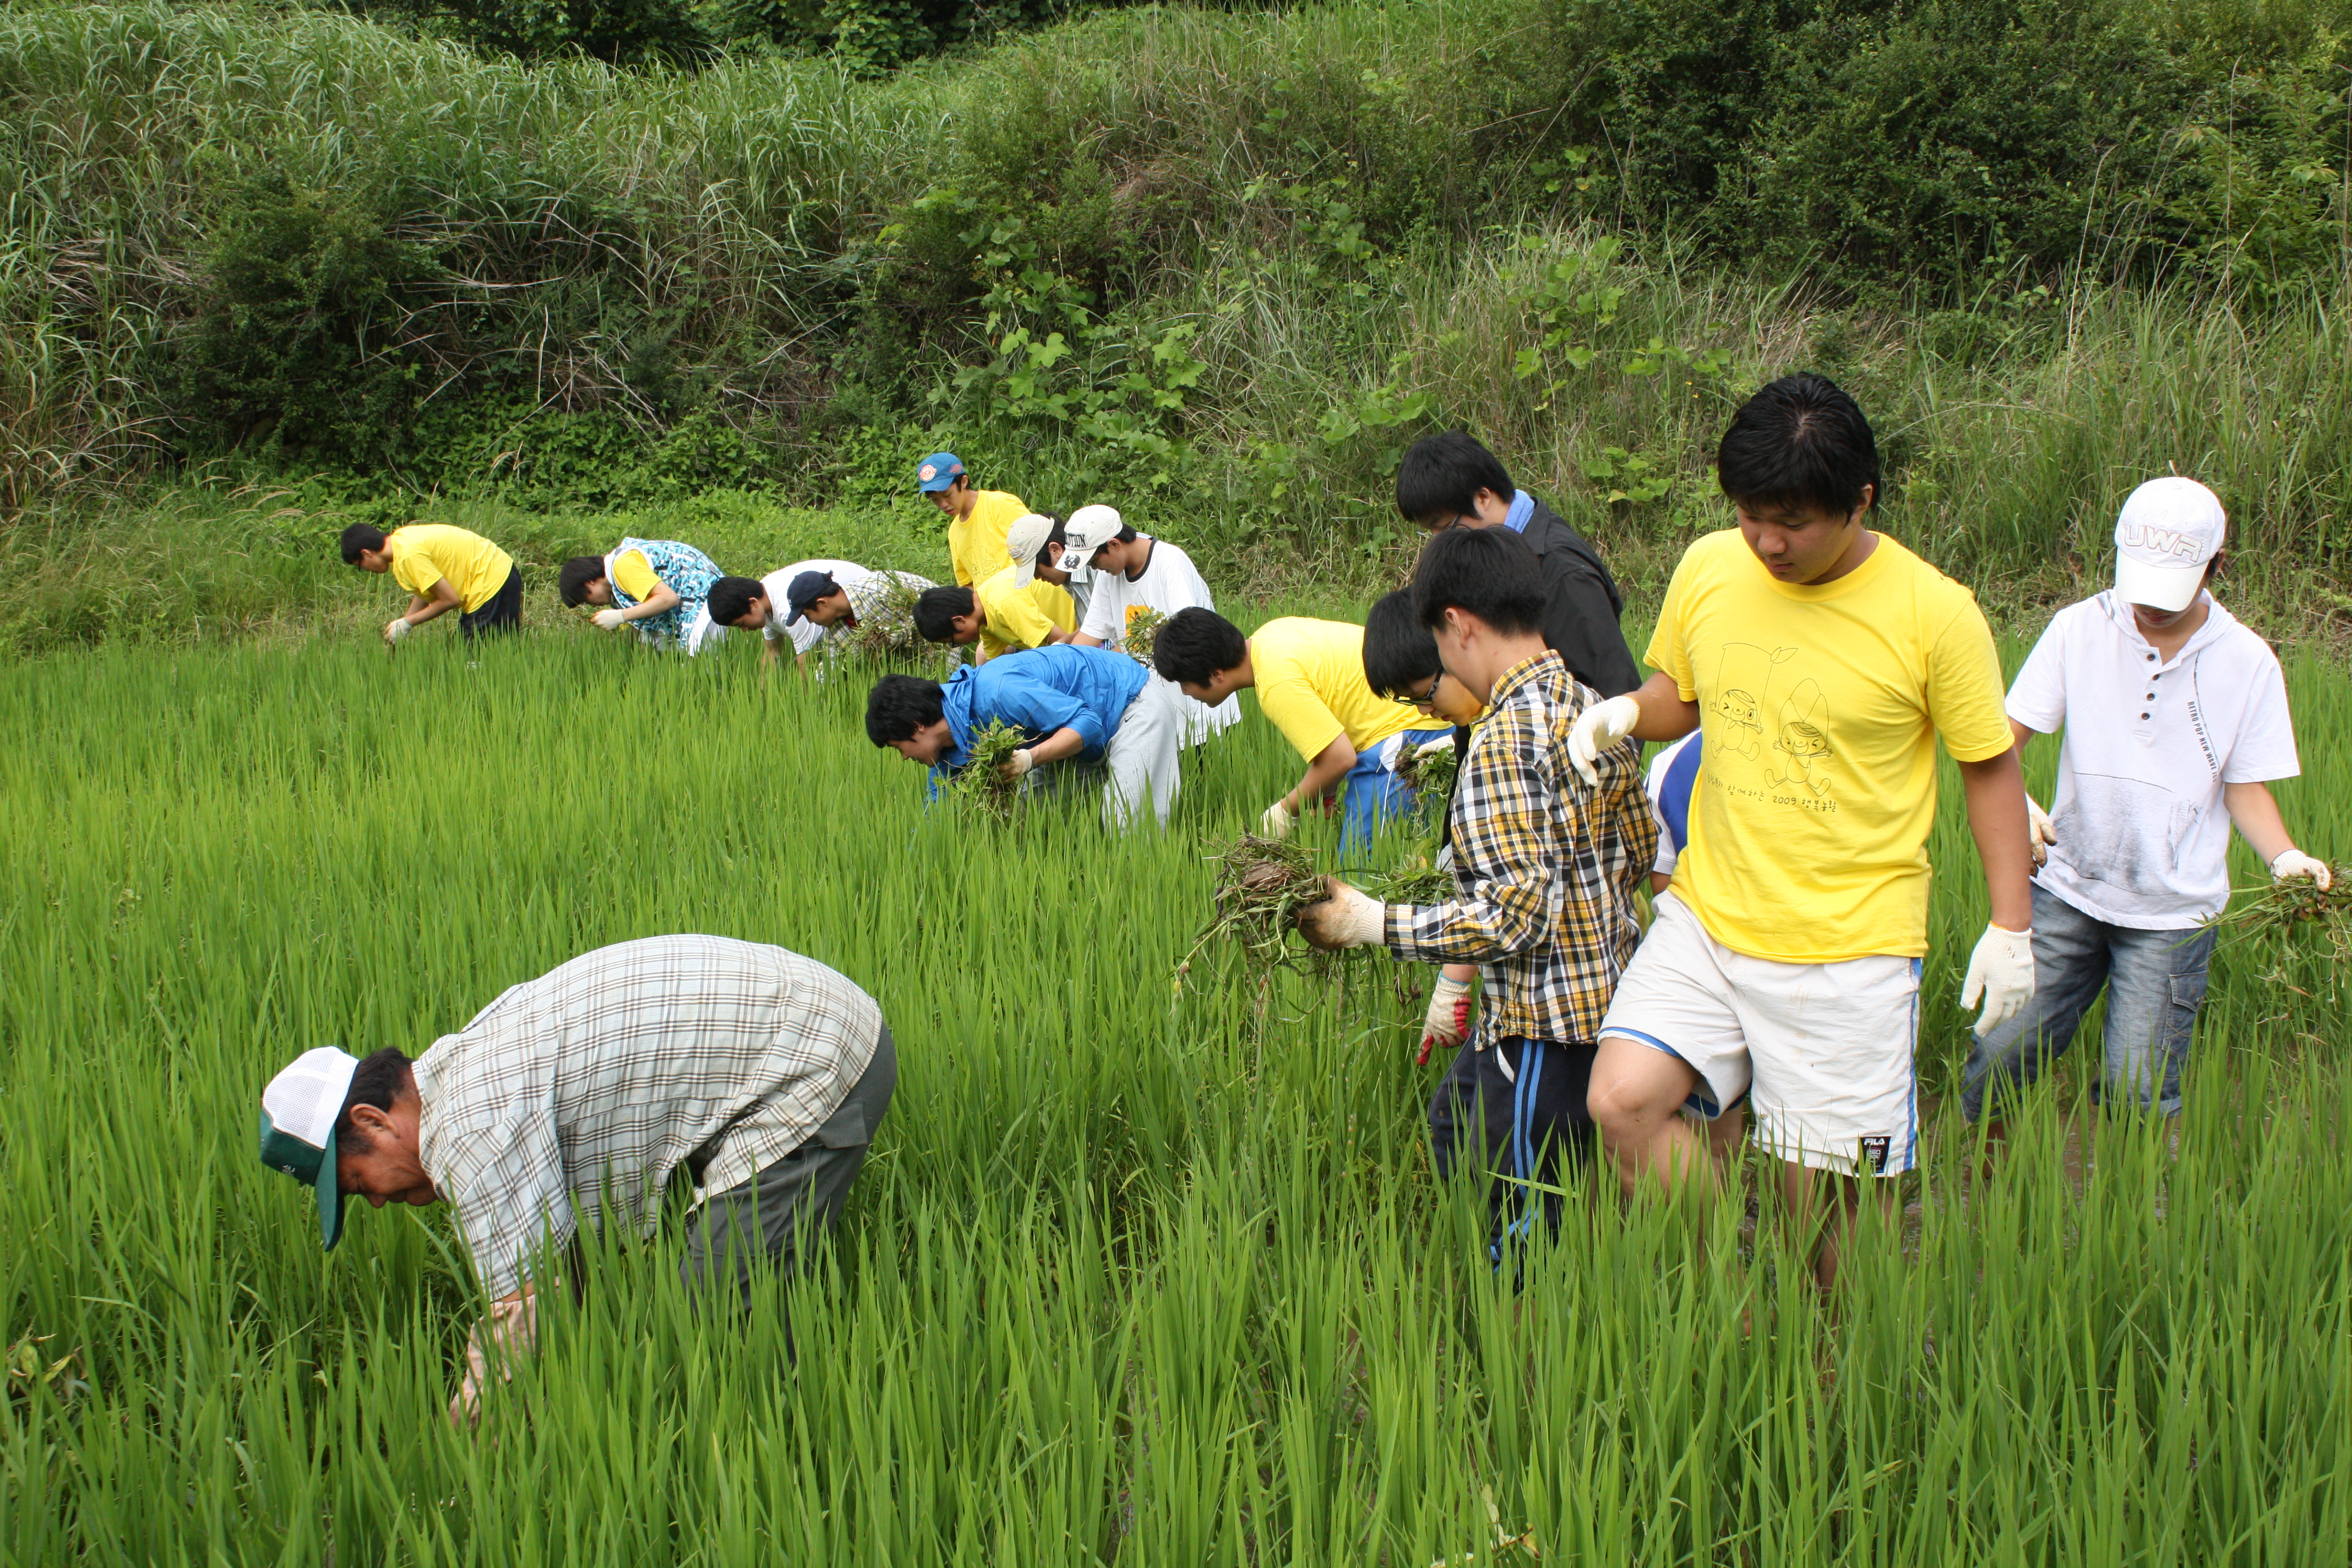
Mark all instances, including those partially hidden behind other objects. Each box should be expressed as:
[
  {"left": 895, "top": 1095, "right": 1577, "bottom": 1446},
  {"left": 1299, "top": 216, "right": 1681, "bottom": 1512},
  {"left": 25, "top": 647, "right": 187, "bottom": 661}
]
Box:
[
  {"left": 1152, "top": 608, "right": 1451, "bottom": 848},
  {"left": 341, "top": 523, "right": 521, "bottom": 645},
  {"left": 915, "top": 450, "right": 1029, "bottom": 587},
  {"left": 1566, "top": 373, "right": 2034, "bottom": 1290},
  {"left": 911, "top": 513, "right": 1077, "bottom": 663}
]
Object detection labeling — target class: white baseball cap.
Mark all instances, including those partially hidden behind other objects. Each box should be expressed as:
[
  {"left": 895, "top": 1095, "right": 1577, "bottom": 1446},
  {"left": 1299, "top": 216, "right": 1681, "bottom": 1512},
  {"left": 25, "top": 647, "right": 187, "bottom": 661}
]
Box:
[
  {"left": 259, "top": 1046, "right": 360, "bottom": 1250},
  {"left": 1058, "top": 504, "right": 1126, "bottom": 578},
  {"left": 2114, "top": 477, "right": 2225, "bottom": 613},
  {"left": 1003, "top": 513, "right": 1058, "bottom": 587}
]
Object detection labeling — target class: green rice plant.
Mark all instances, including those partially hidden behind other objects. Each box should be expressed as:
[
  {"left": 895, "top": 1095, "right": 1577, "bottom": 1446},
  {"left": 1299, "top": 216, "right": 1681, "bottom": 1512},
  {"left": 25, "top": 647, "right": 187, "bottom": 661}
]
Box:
[{"left": 0, "top": 623, "right": 2345, "bottom": 1564}]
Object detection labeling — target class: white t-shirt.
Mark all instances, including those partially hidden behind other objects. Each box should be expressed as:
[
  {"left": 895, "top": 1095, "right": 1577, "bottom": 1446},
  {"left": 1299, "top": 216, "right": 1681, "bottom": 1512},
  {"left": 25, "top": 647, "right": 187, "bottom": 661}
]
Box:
[
  {"left": 1643, "top": 731, "right": 1702, "bottom": 876},
  {"left": 1076, "top": 537, "right": 1237, "bottom": 744},
  {"left": 759, "top": 560, "right": 870, "bottom": 656},
  {"left": 2007, "top": 591, "right": 2299, "bottom": 929}
]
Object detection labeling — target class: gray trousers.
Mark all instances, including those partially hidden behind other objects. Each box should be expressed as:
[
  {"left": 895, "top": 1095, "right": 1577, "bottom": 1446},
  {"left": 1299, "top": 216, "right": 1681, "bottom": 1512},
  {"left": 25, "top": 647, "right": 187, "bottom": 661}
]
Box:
[{"left": 679, "top": 1025, "right": 896, "bottom": 1307}]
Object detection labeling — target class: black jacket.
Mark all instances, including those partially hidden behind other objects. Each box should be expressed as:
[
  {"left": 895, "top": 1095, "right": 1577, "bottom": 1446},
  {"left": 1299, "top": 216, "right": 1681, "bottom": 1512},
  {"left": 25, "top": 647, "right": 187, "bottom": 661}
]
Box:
[{"left": 1520, "top": 498, "right": 1641, "bottom": 697}]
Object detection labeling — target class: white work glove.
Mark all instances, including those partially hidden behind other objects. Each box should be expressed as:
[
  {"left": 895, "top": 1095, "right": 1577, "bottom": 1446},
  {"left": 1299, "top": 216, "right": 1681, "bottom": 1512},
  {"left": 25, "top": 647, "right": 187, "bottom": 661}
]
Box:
[
  {"left": 1419, "top": 972, "right": 1472, "bottom": 1062},
  {"left": 1001, "top": 748, "right": 1036, "bottom": 781},
  {"left": 591, "top": 607, "right": 628, "bottom": 631},
  {"left": 1259, "top": 798, "right": 1296, "bottom": 839},
  {"left": 2025, "top": 794, "right": 2056, "bottom": 869},
  {"left": 1567, "top": 694, "right": 1642, "bottom": 786},
  {"left": 1295, "top": 878, "right": 1385, "bottom": 950},
  {"left": 2270, "top": 849, "right": 2333, "bottom": 890},
  {"left": 383, "top": 617, "right": 411, "bottom": 646},
  {"left": 1960, "top": 923, "right": 2036, "bottom": 1038}
]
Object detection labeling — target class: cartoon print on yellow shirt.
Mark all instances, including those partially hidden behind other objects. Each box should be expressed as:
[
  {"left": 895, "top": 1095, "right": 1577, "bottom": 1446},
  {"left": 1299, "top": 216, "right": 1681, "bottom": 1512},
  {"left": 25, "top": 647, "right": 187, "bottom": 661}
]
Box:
[
  {"left": 1766, "top": 678, "right": 1834, "bottom": 797},
  {"left": 1708, "top": 642, "right": 1794, "bottom": 761}
]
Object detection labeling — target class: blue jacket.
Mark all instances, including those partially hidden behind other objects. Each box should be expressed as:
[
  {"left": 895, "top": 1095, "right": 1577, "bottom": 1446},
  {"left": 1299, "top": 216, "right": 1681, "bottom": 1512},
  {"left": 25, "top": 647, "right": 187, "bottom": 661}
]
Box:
[{"left": 932, "top": 645, "right": 1150, "bottom": 786}]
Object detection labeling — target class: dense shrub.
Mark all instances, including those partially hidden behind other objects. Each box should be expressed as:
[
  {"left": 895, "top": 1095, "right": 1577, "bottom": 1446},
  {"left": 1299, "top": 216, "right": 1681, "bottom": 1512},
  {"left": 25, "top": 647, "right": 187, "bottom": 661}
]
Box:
[{"left": 1, "top": 0, "right": 2347, "bottom": 529}]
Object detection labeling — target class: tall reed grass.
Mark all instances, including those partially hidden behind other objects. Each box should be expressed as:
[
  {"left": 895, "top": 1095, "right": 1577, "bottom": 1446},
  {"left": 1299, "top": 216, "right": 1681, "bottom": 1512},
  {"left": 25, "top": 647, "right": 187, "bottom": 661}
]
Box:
[{"left": 2, "top": 629, "right": 2346, "bottom": 1560}]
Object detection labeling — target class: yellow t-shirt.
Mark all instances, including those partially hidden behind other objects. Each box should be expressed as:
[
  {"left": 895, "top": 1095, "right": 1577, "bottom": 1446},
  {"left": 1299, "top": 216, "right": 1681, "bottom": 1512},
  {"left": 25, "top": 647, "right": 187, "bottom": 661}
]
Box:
[
  {"left": 1250, "top": 617, "right": 1418, "bottom": 763},
  {"left": 388, "top": 525, "right": 515, "bottom": 613},
  {"left": 609, "top": 548, "right": 661, "bottom": 603},
  {"left": 975, "top": 569, "right": 1075, "bottom": 658},
  {"left": 948, "top": 491, "right": 1027, "bottom": 587},
  {"left": 1648, "top": 529, "right": 2012, "bottom": 963}
]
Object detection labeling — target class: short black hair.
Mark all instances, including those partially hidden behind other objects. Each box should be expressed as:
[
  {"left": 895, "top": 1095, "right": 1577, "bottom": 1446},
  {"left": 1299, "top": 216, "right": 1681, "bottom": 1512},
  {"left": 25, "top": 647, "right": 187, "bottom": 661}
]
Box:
[
  {"left": 1037, "top": 516, "right": 1066, "bottom": 568},
  {"left": 1411, "top": 526, "right": 1548, "bottom": 637},
  {"left": 914, "top": 585, "right": 976, "bottom": 644},
  {"left": 1111, "top": 522, "right": 1139, "bottom": 545},
  {"left": 865, "top": 674, "right": 946, "bottom": 745},
  {"left": 706, "top": 576, "right": 764, "bottom": 625},
  {"left": 1151, "top": 607, "right": 1248, "bottom": 687},
  {"left": 334, "top": 1048, "right": 414, "bottom": 1152},
  {"left": 1362, "top": 590, "right": 1443, "bottom": 699},
  {"left": 1716, "top": 373, "right": 1880, "bottom": 519},
  {"left": 558, "top": 556, "right": 606, "bottom": 608},
  {"left": 339, "top": 524, "right": 388, "bottom": 565},
  {"left": 1396, "top": 431, "right": 1515, "bottom": 522}
]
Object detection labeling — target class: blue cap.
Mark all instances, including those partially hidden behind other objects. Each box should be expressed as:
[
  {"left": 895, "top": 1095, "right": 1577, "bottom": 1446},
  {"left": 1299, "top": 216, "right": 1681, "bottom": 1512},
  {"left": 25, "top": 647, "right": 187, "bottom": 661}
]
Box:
[
  {"left": 915, "top": 453, "right": 965, "bottom": 493},
  {"left": 784, "top": 570, "right": 840, "bottom": 624}
]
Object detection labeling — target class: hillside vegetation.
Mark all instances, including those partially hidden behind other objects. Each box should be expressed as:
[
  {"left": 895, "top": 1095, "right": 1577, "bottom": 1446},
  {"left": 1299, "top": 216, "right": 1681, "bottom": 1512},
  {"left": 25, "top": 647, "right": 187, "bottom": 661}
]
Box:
[{"left": 1, "top": 0, "right": 2348, "bottom": 648}]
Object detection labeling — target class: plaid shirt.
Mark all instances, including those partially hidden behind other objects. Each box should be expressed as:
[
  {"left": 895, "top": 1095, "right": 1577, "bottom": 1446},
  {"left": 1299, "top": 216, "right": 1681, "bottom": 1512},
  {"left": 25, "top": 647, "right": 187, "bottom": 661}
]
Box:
[
  {"left": 1384, "top": 651, "right": 1657, "bottom": 1044},
  {"left": 414, "top": 936, "right": 882, "bottom": 1298}
]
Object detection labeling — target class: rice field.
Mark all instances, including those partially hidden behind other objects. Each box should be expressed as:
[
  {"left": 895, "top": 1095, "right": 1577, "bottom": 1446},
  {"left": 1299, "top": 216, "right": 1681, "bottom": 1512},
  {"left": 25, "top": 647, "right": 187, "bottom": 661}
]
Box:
[{"left": 3, "top": 625, "right": 2348, "bottom": 1564}]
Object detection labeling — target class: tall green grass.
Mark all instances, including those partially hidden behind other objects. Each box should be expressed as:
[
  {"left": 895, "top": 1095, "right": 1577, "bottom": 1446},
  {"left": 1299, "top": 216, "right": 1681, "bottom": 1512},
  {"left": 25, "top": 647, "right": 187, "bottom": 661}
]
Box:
[{"left": 2, "top": 629, "right": 2346, "bottom": 1561}]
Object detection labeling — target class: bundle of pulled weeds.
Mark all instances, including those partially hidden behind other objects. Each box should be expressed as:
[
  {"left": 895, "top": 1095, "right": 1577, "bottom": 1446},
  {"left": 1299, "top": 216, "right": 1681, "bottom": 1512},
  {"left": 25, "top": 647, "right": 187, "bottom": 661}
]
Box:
[
  {"left": 1175, "top": 835, "right": 1462, "bottom": 987},
  {"left": 1119, "top": 605, "right": 1168, "bottom": 664},
  {"left": 2212, "top": 864, "right": 2352, "bottom": 957},
  {"left": 946, "top": 720, "right": 1030, "bottom": 821},
  {"left": 1175, "top": 835, "right": 1331, "bottom": 984}
]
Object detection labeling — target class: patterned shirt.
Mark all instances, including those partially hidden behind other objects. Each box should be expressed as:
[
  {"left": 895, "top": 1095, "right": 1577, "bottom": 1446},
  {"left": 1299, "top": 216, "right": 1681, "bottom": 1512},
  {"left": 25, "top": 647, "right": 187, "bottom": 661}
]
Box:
[
  {"left": 413, "top": 936, "right": 883, "bottom": 1298},
  {"left": 1384, "top": 651, "right": 1657, "bottom": 1044}
]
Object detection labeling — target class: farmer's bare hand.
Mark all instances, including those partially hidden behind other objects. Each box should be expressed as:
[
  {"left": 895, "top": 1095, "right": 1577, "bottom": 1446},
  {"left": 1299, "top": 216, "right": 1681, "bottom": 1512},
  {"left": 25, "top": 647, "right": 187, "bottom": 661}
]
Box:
[
  {"left": 2025, "top": 794, "right": 2056, "bottom": 868},
  {"left": 1296, "top": 878, "right": 1384, "bottom": 950}
]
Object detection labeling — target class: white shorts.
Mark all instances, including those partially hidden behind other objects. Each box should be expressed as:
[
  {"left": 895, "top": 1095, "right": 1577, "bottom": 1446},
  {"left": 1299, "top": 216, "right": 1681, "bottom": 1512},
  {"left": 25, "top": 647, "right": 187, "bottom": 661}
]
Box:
[{"left": 1600, "top": 892, "right": 1921, "bottom": 1176}]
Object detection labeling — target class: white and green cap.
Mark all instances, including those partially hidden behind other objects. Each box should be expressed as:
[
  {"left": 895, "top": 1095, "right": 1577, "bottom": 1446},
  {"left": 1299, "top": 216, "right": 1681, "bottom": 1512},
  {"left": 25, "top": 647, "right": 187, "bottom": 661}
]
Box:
[{"left": 259, "top": 1046, "right": 358, "bottom": 1250}]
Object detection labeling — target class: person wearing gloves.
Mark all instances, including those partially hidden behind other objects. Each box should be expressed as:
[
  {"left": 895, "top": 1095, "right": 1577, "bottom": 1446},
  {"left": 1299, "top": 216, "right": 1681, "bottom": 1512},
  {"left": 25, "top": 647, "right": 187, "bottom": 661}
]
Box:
[
  {"left": 1152, "top": 608, "right": 1452, "bottom": 847},
  {"left": 1961, "top": 477, "right": 2330, "bottom": 1133},
  {"left": 340, "top": 522, "right": 522, "bottom": 646},
  {"left": 863, "top": 642, "right": 1185, "bottom": 829},
  {"left": 1394, "top": 431, "right": 1643, "bottom": 697},
  {"left": 706, "top": 562, "right": 937, "bottom": 677},
  {"left": 1360, "top": 588, "right": 1490, "bottom": 1060},
  {"left": 1062, "top": 504, "right": 1240, "bottom": 747},
  {"left": 257, "top": 935, "right": 895, "bottom": 1429},
  {"left": 917, "top": 451, "right": 1028, "bottom": 589},
  {"left": 557, "top": 538, "right": 727, "bottom": 654},
  {"left": 1565, "top": 374, "right": 2033, "bottom": 1291},
  {"left": 1297, "top": 527, "right": 1657, "bottom": 1258},
  {"left": 913, "top": 513, "right": 1077, "bottom": 663}
]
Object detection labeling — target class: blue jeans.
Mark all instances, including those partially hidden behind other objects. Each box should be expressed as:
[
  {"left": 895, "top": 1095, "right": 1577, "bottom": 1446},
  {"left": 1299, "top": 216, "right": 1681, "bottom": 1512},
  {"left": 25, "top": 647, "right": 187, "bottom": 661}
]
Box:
[
  {"left": 1337, "top": 727, "right": 1452, "bottom": 849},
  {"left": 1959, "top": 885, "right": 2216, "bottom": 1120}
]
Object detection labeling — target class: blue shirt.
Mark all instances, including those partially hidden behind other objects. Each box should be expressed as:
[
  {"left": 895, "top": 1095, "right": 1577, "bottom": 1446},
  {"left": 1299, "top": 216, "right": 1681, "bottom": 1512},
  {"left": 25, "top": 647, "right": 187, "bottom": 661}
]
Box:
[
  {"left": 1503, "top": 489, "right": 1535, "bottom": 532},
  {"left": 932, "top": 645, "right": 1150, "bottom": 787}
]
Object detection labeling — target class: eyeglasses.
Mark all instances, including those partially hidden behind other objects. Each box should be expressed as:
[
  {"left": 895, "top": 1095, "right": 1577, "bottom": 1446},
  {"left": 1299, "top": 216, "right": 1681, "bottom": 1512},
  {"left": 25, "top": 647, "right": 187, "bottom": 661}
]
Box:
[{"left": 1392, "top": 671, "right": 1450, "bottom": 712}]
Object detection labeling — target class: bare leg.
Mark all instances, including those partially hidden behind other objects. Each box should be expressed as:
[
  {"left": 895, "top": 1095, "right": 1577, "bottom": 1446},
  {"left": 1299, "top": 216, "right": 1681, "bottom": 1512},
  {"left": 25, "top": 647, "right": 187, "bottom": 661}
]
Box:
[
  {"left": 1777, "top": 1159, "right": 1898, "bottom": 1292},
  {"left": 1589, "top": 1035, "right": 1717, "bottom": 1200}
]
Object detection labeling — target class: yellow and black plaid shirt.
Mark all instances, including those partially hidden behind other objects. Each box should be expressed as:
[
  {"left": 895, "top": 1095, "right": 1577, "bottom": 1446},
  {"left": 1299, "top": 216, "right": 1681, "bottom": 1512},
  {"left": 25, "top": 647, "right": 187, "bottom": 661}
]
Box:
[{"left": 1384, "top": 650, "right": 1657, "bottom": 1044}]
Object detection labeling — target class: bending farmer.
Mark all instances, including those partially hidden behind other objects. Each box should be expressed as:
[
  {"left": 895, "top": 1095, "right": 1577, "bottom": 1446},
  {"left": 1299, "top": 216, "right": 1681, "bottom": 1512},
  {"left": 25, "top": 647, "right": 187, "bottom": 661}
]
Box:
[
  {"left": 258, "top": 935, "right": 895, "bottom": 1427},
  {"left": 864, "top": 643, "right": 1184, "bottom": 829},
  {"left": 559, "top": 538, "right": 726, "bottom": 653},
  {"left": 341, "top": 522, "right": 521, "bottom": 646},
  {"left": 1152, "top": 608, "right": 1451, "bottom": 847}
]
